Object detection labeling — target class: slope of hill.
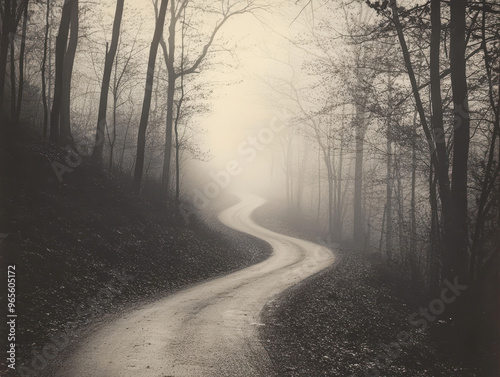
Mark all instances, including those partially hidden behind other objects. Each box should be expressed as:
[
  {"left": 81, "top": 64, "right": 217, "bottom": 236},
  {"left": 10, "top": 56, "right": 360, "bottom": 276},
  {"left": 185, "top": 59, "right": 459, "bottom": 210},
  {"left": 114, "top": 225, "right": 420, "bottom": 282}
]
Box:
[{"left": 0, "top": 138, "right": 271, "bottom": 376}]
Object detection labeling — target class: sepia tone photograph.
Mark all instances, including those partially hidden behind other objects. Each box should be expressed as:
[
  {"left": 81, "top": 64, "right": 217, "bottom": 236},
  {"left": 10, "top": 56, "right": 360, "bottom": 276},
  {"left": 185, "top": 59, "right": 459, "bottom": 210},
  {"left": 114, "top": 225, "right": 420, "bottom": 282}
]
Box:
[{"left": 0, "top": 0, "right": 499, "bottom": 375}]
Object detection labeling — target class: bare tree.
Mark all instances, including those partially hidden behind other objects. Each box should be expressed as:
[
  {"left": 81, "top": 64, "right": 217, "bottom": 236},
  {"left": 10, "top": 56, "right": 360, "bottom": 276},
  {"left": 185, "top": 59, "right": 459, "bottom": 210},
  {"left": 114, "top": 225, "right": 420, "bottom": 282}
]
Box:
[
  {"left": 41, "top": 0, "right": 50, "bottom": 138},
  {"left": 49, "top": 0, "right": 77, "bottom": 143},
  {"left": 0, "top": 0, "right": 28, "bottom": 125},
  {"left": 447, "top": 0, "right": 471, "bottom": 281},
  {"left": 156, "top": 0, "right": 266, "bottom": 196},
  {"left": 133, "top": 0, "right": 169, "bottom": 193},
  {"left": 13, "top": 1, "right": 27, "bottom": 126},
  {"left": 91, "top": 0, "right": 125, "bottom": 166},
  {"left": 59, "top": 0, "right": 78, "bottom": 145}
]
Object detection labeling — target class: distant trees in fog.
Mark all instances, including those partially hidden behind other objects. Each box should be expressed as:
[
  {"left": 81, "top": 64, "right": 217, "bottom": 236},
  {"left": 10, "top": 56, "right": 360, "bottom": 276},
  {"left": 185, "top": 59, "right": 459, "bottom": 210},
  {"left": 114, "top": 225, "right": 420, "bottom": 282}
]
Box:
[{"left": 263, "top": 0, "right": 499, "bottom": 295}]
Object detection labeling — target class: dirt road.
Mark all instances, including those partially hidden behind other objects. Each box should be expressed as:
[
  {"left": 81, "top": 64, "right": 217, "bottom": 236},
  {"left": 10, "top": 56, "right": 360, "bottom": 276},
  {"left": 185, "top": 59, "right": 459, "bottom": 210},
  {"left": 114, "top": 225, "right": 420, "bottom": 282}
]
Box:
[{"left": 55, "top": 194, "right": 335, "bottom": 376}]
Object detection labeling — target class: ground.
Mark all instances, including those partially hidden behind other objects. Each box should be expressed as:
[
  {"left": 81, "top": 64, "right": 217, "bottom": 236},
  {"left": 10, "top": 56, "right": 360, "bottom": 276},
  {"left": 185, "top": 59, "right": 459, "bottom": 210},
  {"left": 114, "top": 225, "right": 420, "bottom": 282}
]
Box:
[
  {"left": 253, "top": 202, "right": 490, "bottom": 377},
  {"left": 0, "top": 139, "right": 271, "bottom": 376},
  {"left": 1, "top": 138, "right": 496, "bottom": 377}
]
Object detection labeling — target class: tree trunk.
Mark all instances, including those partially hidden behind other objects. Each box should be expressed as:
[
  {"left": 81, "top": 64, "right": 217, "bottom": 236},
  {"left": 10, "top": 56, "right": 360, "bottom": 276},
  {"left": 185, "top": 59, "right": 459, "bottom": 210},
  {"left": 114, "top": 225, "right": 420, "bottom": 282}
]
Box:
[
  {"left": 133, "top": 0, "right": 169, "bottom": 193},
  {"left": 160, "top": 2, "right": 177, "bottom": 194},
  {"left": 333, "top": 138, "right": 343, "bottom": 241},
  {"left": 119, "top": 111, "right": 132, "bottom": 172},
  {"left": 386, "top": 128, "right": 393, "bottom": 260},
  {"left": 161, "top": 70, "right": 176, "bottom": 192},
  {"left": 429, "top": 164, "right": 441, "bottom": 290},
  {"left": 92, "top": 0, "right": 125, "bottom": 165},
  {"left": 410, "top": 109, "right": 419, "bottom": 281},
  {"left": 59, "top": 0, "right": 78, "bottom": 146},
  {"left": 325, "top": 152, "right": 334, "bottom": 237},
  {"left": 109, "top": 89, "right": 118, "bottom": 171},
  {"left": 430, "top": 0, "right": 455, "bottom": 281},
  {"left": 448, "top": 0, "right": 470, "bottom": 281},
  {"left": 48, "top": 22, "right": 52, "bottom": 127},
  {"left": 14, "top": 2, "right": 28, "bottom": 126},
  {"left": 173, "top": 59, "right": 184, "bottom": 203},
  {"left": 41, "top": 0, "right": 50, "bottom": 138},
  {"left": 386, "top": 73, "right": 394, "bottom": 260},
  {"left": 430, "top": 0, "right": 450, "bottom": 199},
  {"left": 396, "top": 155, "right": 405, "bottom": 260},
  {"left": 49, "top": 0, "right": 74, "bottom": 143},
  {"left": 379, "top": 204, "right": 386, "bottom": 254},
  {"left": 174, "top": 110, "right": 180, "bottom": 202},
  {"left": 9, "top": 37, "right": 16, "bottom": 120},
  {"left": 353, "top": 103, "right": 365, "bottom": 244},
  {"left": 0, "top": 0, "right": 13, "bottom": 123}
]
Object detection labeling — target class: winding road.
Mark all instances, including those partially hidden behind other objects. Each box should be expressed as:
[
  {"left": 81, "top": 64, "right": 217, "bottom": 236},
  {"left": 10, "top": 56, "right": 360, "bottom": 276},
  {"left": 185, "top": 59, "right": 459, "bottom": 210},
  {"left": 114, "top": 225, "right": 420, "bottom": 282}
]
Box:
[{"left": 55, "top": 194, "right": 335, "bottom": 377}]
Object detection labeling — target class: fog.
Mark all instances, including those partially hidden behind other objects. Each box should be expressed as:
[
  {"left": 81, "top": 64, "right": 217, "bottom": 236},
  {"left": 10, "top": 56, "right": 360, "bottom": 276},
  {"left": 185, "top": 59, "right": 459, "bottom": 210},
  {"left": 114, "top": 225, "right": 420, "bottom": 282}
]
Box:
[
  {"left": 3, "top": 0, "right": 499, "bottom": 374},
  {"left": 11, "top": 0, "right": 498, "bottom": 281},
  {"left": 48, "top": 0, "right": 433, "bottom": 247}
]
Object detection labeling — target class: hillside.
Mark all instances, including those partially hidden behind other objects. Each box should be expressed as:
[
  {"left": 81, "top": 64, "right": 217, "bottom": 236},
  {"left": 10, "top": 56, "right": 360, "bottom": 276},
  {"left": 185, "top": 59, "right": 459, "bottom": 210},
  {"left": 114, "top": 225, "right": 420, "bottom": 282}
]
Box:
[{"left": 0, "top": 138, "right": 271, "bottom": 376}]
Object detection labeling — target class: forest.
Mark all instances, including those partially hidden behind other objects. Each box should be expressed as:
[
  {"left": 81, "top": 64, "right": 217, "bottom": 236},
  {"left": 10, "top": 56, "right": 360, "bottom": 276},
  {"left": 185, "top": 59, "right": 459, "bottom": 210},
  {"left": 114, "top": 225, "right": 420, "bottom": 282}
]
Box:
[{"left": 1, "top": 0, "right": 499, "bottom": 376}]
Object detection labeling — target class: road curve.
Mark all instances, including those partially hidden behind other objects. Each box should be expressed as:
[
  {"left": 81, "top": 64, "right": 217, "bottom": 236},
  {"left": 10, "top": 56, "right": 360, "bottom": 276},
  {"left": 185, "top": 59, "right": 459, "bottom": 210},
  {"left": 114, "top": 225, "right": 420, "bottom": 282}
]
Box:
[{"left": 55, "top": 194, "right": 335, "bottom": 377}]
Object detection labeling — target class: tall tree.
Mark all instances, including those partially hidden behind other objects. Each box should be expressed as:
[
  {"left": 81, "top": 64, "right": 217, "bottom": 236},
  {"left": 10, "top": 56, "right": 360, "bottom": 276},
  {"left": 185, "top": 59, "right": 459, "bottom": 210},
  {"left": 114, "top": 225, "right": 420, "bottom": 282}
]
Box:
[
  {"left": 59, "top": 0, "right": 78, "bottom": 145},
  {"left": 13, "top": 1, "right": 27, "bottom": 126},
  {"left": 91, "top": 0, "right": 125, "bottom": 165},
  {"left": 344, "top": 7, "right": 376, "bottom": 244},
  {"left": 385, "top": 74, "right": 394, "bottom": 261},
  {"left": 173, "top": 6, "right": 186, "bottom": 202},
  {"left": 157, "top": 0, "right": 264, "bottom": 196},
  {"left": 41, "top": 0, "right": 50, "bottom": 138},
  {"left": 429, "top": 0, "right": 451, "bottom": 286},
  {"left": 447, "top": 0, "right": 470, "bottom": 280},
  {"left": 0, "top": 0, "right": 28, "bottom": 125},
  {"left": 9, "top": 22, "right": 16, "bottom": 119},
  {"left": 49, "top": 0, "right": 75, "bottom": 143},
  {"left": 133, "top": 0, "right": 169, "bottom": 193},
  {"left": 352, "top": 100, "right": 366, "bottom": 242}
]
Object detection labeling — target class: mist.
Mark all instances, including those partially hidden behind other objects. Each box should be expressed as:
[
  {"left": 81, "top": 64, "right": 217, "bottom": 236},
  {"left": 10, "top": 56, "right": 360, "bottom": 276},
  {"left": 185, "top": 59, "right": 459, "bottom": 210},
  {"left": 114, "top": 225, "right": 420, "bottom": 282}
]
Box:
[{"left": 1, "top": 0, "right": 499, "bottom": 375}]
